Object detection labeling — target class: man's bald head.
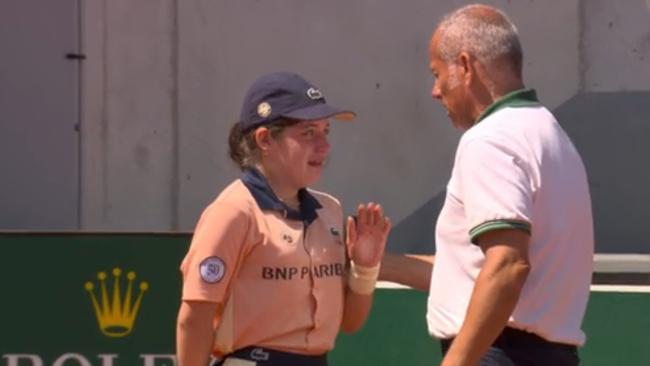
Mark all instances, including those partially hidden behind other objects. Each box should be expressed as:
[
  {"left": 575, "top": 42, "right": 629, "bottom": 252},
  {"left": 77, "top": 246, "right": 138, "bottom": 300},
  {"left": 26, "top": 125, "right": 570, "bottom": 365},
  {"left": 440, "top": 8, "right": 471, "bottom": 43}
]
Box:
[{"left": 433, "top": 4, "right": 523, "bottom": 77}]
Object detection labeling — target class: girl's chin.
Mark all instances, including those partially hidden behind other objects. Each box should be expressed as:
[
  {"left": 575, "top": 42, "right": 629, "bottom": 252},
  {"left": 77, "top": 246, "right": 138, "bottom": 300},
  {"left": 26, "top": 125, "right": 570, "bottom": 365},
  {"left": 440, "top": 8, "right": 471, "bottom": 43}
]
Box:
[{"left": 301, "top": 171, "right": 323, "bottom": 187}]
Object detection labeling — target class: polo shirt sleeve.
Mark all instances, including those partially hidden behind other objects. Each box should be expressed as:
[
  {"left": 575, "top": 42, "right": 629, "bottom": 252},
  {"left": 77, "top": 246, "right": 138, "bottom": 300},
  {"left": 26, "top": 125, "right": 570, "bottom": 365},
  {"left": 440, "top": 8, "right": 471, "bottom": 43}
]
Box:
[
  {"left": 180, "top": 201, "right": 252, "bottom": 303},
  {"left": 457, "top": 136, "right": 534, "bottom": 245}
]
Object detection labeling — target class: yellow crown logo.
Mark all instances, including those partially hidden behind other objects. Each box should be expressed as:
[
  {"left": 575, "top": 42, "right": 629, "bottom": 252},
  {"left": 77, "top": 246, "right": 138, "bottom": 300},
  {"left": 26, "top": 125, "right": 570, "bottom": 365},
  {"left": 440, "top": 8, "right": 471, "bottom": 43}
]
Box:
[{"left": 84, "top": 268, "right": 149, "bottom": 338}]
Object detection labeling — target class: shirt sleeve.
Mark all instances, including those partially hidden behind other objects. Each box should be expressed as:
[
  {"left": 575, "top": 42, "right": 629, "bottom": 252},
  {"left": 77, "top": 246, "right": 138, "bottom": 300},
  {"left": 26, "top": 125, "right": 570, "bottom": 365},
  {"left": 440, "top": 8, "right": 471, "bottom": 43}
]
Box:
[
  {"left": 457, "top": 137, "right": 534, "bottom": 244},
  {"left": 180, "top": 201, "right": 253, "bottom": 302}
]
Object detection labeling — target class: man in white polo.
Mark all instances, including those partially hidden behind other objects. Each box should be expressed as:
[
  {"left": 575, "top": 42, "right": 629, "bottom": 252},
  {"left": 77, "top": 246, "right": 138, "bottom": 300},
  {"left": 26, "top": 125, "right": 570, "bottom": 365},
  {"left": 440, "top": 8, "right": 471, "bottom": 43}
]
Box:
[{"left": 425, "top": 4, "right": 594, "bottom": 366}]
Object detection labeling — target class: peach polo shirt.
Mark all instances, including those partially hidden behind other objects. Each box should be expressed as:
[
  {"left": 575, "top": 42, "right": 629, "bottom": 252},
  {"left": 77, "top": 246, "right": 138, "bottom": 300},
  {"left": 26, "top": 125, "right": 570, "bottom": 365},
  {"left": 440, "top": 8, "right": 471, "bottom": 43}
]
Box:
[{"left": 181, "top": 168, "right": 346, "bottom": 356}]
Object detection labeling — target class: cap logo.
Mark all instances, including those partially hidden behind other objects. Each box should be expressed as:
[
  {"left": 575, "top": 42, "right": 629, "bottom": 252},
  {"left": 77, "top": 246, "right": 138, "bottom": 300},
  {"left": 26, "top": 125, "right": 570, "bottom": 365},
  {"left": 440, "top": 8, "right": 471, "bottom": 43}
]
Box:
[
  {"left": 257, "top": 102, "right": 272, "bottom": 118},
  {"left": 306, "top": 87, "right": 323, "bottom": 100}
]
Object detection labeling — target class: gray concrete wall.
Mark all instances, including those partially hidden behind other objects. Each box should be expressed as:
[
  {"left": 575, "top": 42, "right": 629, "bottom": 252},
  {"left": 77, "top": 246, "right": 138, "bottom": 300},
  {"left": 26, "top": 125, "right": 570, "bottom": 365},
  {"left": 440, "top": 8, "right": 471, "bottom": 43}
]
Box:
[
  {"left": 84, "top": 0, "right": 578, "bottom": 232},
  {"left": 556, "top": 92, "right": 650, "bottom": 253},
  {"left": 581, "top": 0, "right": 650, "bottom": 92},
  {"left": 0, "top": 0, "right": 80, "bottom": 229},
  {"left": 81, "top": 0, "right": 177, "bottom": 230},
  {"left": 2, "top": 0, "right": 649, "bottom": 253}
]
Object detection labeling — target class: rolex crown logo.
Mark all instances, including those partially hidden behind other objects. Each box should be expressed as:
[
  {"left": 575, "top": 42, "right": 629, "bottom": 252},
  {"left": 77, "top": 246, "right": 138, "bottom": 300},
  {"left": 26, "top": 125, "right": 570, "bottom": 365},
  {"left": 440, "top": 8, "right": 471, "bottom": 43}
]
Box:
[{"left": 84, "top": 268, "right": 149, "bottom": 338}]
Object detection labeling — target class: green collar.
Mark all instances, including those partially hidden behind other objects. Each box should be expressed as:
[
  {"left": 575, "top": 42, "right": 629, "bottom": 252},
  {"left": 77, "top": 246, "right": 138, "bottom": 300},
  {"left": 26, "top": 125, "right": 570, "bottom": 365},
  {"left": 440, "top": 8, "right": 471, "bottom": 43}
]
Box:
[{"left": 475, "top": 88, "right": 540, "bottom": 124}]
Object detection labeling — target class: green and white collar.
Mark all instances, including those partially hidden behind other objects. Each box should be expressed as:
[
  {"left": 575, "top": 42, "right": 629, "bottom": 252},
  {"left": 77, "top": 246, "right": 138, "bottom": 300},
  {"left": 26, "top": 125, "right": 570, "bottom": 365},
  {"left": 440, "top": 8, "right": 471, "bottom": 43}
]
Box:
[{"left": 475, "top": 88, "right": 540, "bottom": 124}]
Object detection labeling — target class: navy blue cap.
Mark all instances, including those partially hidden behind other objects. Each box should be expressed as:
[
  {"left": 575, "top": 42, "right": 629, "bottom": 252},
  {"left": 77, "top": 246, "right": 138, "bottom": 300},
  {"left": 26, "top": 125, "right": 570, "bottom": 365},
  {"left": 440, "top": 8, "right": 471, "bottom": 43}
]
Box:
[{"left": 239, "top": 72, "right": 356, "bottom": 132}]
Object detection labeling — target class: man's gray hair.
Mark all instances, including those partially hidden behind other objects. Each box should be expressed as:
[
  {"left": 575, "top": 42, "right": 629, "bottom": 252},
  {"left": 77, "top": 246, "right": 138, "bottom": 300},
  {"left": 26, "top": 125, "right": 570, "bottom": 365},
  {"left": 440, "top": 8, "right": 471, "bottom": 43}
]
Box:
[{"left": 437, "top": 4, "right": 523, "bottom": 73}]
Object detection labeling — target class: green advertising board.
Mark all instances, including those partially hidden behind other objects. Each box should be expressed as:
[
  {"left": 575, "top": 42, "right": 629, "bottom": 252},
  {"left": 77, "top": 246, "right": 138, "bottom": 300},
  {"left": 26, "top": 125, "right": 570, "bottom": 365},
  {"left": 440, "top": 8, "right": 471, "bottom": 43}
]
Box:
[
  {"left": 1, "top": 234, "right": 186, "bottom": 366},
  {"left": 1, "top": 234, "right": 648, "bottom": 365}
]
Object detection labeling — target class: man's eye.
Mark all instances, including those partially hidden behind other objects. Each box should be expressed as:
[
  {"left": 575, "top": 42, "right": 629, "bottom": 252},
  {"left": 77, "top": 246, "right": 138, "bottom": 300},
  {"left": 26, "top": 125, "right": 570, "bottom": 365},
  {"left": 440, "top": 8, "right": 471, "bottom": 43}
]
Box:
[{"left": 303, "top": 130, "right": 315, "bottom": 137}]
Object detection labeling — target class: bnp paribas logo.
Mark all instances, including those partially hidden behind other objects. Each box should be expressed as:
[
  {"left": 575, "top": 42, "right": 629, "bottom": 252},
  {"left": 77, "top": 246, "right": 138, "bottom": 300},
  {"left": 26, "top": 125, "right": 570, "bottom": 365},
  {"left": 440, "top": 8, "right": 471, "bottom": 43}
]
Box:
[{"left": 84, "top": 268, "right": 149, "bottom": 338}]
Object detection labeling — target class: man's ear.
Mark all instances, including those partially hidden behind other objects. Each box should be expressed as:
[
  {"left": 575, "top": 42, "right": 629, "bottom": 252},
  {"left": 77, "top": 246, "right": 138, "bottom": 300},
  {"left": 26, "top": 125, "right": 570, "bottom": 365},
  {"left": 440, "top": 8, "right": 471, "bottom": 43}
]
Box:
[
  {"left": 458, "top": 51, "right": 474, "bottom": 86},
  {"left": 254, "top": 127, "right": 272, "bottom": 154}
]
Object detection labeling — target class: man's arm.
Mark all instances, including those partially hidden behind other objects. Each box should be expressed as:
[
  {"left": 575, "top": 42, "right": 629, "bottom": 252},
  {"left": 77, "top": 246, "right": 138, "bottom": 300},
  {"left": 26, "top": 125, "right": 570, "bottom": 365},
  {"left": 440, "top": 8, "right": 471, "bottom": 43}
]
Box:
[
  {"left": 379, "top": 253, "right": 434, "bottom": 291},
  {"left": 441, "top": 229, "right": 530, "bottom": 366},
  {"left": 342, "top": 252, "right": 433, "bottom": 331}
]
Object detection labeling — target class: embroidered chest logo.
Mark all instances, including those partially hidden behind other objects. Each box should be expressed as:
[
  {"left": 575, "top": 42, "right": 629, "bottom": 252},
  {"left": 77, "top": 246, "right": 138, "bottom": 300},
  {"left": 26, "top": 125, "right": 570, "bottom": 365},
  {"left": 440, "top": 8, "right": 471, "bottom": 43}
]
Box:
[{"left": 330, "top": 227, "right": 343, "bottom": 244}]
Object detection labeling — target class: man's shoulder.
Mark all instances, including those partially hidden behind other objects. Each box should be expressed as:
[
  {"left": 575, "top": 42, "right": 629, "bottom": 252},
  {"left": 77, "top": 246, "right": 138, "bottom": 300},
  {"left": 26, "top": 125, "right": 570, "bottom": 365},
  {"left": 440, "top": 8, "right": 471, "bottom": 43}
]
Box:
[
  {"left": 488, "top": 104, "right": 556, "bottom": 128},
  {"left": 464, "top": 105, "right": 556, "bottom": 142}
]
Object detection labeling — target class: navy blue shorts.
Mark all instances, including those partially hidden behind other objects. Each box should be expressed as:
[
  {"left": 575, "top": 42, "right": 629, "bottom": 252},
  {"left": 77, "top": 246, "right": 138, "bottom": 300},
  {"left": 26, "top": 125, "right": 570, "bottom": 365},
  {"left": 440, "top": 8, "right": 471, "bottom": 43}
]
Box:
[
  {"left": 440, "top": 327, "right": 579, "bottom": 366},
  {"left": 212, "top": 346, "right": 328, "bottom": 366}
]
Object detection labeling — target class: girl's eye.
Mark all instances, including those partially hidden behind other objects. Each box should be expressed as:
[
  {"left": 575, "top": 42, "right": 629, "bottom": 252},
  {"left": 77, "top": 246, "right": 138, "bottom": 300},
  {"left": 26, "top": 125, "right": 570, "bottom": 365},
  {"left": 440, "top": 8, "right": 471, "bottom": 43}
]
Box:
[{"left": 303, "top": 129, "right": 315, "bottom": 137}]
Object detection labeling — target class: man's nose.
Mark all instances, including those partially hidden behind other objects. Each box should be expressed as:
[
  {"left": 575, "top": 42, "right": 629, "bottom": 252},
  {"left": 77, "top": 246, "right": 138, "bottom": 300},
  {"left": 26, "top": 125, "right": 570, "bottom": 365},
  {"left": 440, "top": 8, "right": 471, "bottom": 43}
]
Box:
[{"left": 431, "top": 84, "right": 442, "bottom": 100}]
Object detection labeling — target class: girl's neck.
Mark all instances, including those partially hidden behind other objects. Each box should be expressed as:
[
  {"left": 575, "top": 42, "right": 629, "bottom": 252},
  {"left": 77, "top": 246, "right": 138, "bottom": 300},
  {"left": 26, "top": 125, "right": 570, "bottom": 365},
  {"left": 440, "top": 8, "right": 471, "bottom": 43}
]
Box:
[{"left": 255, "top": 164, "right": 299, "bottom": 205}]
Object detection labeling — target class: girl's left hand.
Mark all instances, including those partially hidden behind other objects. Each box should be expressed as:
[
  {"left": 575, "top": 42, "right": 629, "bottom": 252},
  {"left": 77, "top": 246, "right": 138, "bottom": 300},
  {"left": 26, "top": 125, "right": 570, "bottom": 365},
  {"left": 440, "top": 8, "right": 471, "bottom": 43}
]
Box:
[{"left": 346, "top": 202, "right": 392, "bottom": 267}]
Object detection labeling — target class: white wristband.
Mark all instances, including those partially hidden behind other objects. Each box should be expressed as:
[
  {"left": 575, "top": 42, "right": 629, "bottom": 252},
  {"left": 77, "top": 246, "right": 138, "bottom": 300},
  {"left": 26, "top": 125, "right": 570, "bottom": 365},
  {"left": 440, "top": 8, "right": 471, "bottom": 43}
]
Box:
[{"left": 348, "top": 261, "right": 380, "bottom": 295}]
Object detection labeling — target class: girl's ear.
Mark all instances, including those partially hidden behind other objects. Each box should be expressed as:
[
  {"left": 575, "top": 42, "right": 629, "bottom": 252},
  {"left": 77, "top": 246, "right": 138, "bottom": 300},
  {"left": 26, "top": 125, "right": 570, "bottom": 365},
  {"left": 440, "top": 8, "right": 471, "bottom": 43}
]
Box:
[{"left": 254, "top": 127, "right": 272, "bottom": 155}]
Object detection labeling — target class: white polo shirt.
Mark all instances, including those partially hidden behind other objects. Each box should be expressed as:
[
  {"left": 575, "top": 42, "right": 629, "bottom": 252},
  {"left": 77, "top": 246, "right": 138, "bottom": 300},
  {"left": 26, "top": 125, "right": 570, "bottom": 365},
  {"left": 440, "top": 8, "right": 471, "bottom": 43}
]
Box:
[{"left": 427, "top": 89, "right": 594, "bottom": 346}]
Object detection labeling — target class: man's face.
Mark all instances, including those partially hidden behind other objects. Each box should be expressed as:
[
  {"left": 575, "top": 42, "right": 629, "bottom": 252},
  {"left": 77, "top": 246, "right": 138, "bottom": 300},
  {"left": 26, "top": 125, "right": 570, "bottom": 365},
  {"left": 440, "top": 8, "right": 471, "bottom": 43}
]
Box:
[{"left": 428, "top": 31, "right": 475, "bottom": 130}]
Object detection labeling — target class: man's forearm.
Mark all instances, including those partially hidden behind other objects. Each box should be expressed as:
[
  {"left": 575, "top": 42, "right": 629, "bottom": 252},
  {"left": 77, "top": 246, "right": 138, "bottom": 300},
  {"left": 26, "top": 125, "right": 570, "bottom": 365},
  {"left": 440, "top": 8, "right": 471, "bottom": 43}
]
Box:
[{"left": 379, "top": 253, "right": 434, "bottom": 291}]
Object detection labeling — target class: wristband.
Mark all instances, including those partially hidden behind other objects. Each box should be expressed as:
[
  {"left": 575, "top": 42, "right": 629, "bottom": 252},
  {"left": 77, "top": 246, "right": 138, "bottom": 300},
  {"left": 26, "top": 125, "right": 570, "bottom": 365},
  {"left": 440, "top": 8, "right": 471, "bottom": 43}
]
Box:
[{"left": 348, "top": 261, "right": 380, "bottom": 295}]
